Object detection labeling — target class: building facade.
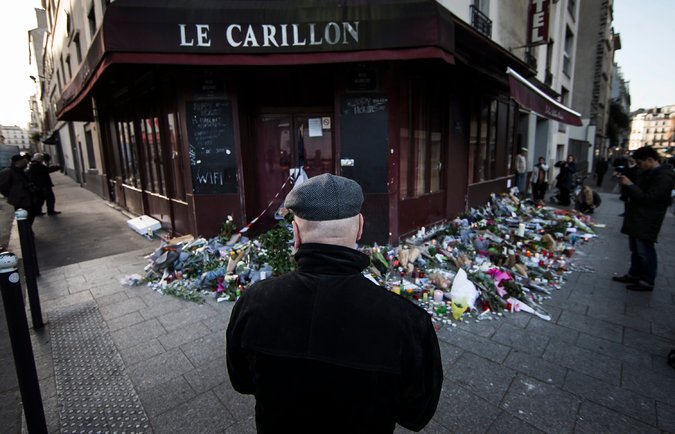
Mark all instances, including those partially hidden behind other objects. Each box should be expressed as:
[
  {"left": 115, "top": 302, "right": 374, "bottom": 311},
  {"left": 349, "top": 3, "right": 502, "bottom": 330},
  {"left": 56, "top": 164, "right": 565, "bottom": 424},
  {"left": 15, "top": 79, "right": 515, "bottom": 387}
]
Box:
[
  {"left": 628, "top": 105, "right": 675, "bottom": 155},
  {"left": 569, "top": 0, "right": 620, "bottom": 165},
  {"left": 0, "top": 125, "right": 32, "bottom": 150},
  {"left": 37, "top": 0, "right": 581, "bottom": 243}
]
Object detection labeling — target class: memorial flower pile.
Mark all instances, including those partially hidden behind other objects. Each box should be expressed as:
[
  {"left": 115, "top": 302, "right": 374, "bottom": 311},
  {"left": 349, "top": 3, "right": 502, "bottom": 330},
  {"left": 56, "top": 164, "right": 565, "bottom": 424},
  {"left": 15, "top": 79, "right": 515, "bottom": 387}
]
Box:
[{"left": 123, "top": 191, "right": 598, "bottom": 327}]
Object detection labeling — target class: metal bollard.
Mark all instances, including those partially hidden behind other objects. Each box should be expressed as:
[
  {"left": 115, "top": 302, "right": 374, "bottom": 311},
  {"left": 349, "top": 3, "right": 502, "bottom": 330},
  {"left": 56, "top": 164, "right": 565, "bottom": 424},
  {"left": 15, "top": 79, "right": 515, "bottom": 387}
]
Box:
[
  {"left": 0, "top": 252, "right": 48, "bottom": 434},
  {"left": 16, "top": 210, "right": 44, "bottom": 329}
]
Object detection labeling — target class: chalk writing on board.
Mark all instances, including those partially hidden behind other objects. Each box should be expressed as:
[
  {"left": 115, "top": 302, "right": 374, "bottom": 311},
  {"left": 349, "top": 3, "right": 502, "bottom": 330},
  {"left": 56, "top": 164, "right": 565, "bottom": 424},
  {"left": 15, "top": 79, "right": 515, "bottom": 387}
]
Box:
[
  {"left": 342, "top": 96, "right": 388, "bottom": 115},
  {"left": 186, "top": 99, "right": 237, "bottom": 194},
  {"left": 195, "top": 170, "right": 224, "bottom": 186}
]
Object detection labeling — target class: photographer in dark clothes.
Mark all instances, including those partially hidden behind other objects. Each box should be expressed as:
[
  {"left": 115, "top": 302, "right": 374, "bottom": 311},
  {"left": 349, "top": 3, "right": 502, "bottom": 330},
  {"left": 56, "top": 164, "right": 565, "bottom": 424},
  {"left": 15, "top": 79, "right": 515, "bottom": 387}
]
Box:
[{"left": 612, "top": 146, "right": 675, "bottom": 291}]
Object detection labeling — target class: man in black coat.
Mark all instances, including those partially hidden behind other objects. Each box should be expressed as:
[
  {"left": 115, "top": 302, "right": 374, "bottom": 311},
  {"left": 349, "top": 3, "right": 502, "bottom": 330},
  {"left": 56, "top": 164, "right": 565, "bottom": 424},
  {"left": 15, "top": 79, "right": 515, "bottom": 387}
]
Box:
[
  {"left": 226, "top": 174, "right": 443, "bottom": 433},
  {"left": 554, "top": 155, "right": 577, "bottom": 205},
  {"left": 28, "top": 153, "right": 62, "bottom": 215},
  {"left": 0, "top": 154, "right": 40, "bottom": 224},
  {"left": 594, "top": 157, "right": 608, "bottom": 187},
  {"left": 613, "top": 146, "right": 675, "bottom": 291}
]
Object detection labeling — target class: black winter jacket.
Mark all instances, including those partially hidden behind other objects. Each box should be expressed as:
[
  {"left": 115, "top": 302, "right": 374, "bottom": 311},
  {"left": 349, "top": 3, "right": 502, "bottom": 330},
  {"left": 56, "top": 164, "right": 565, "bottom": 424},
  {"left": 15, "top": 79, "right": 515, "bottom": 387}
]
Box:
[
  {"left": 0, "top": 167, "right": 37, "bottom": 210},
  {"left": 28, "top": 161, "right": 60, "bottom": 189},
  {"left": 226, "top": 243, "right": 443, "bottom": 433},
  {"left": 621, "top": 165, "right": 674, "bottom": 242}
]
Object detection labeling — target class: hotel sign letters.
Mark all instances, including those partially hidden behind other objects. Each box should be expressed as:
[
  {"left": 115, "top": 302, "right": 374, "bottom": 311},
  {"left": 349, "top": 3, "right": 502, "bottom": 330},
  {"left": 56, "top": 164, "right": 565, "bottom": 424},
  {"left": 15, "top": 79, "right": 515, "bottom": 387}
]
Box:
[
  {"left": 527, "top": 0, "right": 550, "bottom": 46},
  {"left": 178, "top": 22, "right": 360, "bottom": 49}
]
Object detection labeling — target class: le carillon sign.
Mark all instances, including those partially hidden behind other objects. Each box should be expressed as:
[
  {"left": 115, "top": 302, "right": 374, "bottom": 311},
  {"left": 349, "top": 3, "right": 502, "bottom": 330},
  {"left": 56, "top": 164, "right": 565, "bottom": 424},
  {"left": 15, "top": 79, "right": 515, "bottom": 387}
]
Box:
[
  {"left": 178, "top": 22, "right": 361, "bottom": 49},
  {"left": 102, "top": 1, "right": 455, "bottom": 55}
]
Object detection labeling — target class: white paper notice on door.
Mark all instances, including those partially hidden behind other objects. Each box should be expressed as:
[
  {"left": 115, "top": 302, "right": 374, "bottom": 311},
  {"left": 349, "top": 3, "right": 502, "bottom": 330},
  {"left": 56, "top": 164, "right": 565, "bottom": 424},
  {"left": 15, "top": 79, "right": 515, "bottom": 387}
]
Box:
[{"left": 308, "top": 118, "right": 323, "bottom": 137}]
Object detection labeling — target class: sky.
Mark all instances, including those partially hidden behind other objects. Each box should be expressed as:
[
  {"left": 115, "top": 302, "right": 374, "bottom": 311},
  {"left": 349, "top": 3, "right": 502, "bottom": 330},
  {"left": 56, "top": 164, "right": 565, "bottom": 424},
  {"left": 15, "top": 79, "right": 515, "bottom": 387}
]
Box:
[{"left": 0, "top": 1, "right": 673, "bottom": 129}]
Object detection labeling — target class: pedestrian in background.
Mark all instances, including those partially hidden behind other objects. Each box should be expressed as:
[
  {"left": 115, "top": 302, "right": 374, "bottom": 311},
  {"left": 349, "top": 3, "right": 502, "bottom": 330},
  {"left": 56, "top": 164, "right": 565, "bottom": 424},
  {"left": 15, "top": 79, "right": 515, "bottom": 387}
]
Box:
[
  {"left": 554, "top": 155, "right": 577, "bottom": 206},
  {"left": 515, "top": 148, "right": 528, "bottom": 196},
  {"left": 613, "top": 146, "right": 674, "bottom": 291},
  {"left": 0, "top": 154, "right": 41, "bottom": 224},
  {"left": 28, "top": 152, "right": 62, "bottom": 215},
  {"left": 594, "top": 156, "right": 608, "bottom": 187},
  {"left": 226, "top": 173, "right": 443, "bottom": 433},
  {"left": 530, "top": 156, "right": 549, "bottom": 203}
]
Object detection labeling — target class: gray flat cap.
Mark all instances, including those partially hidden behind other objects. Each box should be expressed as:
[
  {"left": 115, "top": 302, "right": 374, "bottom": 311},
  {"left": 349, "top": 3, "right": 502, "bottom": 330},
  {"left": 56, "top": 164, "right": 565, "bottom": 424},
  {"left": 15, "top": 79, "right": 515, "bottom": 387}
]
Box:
[{"left": 285, "top": 173, "right": 363, "bottom": 221}]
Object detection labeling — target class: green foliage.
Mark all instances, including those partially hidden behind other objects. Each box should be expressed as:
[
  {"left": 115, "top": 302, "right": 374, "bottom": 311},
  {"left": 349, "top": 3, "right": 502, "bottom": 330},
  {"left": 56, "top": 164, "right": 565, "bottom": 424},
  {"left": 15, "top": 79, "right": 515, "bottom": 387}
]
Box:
[
  {"left": 219, "top": 216, "right": 237, "bottom": 243},
  {"left": 256, "top": 220, "right": 295, "bottom": 276},
  {"left": 163, "top": 283, "right": 205, "bottom": 303}
]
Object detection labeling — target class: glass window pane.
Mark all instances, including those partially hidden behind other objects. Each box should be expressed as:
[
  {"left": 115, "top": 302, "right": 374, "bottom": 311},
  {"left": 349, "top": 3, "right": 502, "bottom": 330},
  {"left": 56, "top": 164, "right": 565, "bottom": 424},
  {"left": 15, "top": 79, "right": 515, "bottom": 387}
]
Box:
[
  {"left": 167, "top": 113, "right": 186, "bottom": 201},
  {"left": 399, "top": 127, "right": 410, "bottom": 199},
  {"left": 488, "top": 99, "right": 497, "bottom": 179},
  {"left": 140, "top": 120, "right": 155, "bottom": 193},
  {"left": 128, "top": 121, "right": 140, "bottom": 188},
  {"left": 430, "top": 132, "right": 441, "bottom": 192},
  {"left": 296, "top": 116, "right": 332, "bottom": 179},
  {"left": 153, "top": 117, "right": 166, "bottom": 196}
]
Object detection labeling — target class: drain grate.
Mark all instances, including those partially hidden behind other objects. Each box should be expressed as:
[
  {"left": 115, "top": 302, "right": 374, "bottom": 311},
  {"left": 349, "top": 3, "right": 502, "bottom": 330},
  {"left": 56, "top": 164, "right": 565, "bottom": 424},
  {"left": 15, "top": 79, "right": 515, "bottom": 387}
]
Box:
[{"left": 50, "top": 301, "right": 151, "bottom": 433}]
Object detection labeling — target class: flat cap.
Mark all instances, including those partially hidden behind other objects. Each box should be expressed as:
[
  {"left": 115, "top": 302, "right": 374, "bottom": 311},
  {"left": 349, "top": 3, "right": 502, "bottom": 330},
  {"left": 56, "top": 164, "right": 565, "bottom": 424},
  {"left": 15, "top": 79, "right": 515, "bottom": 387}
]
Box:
[
  {"left": 10, "top": 154, "right": 24, "bottom": 162},
  {"left": 285, "top": 173, "right": 363, "bottom": 221}
]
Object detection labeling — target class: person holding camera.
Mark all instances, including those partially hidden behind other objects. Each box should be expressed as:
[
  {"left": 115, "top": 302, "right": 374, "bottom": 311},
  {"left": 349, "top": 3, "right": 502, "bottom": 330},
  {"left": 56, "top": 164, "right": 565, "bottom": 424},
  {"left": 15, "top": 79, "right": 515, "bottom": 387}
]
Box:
[{"left": 613, "top": 146, "right": 674, "bottom": 291}]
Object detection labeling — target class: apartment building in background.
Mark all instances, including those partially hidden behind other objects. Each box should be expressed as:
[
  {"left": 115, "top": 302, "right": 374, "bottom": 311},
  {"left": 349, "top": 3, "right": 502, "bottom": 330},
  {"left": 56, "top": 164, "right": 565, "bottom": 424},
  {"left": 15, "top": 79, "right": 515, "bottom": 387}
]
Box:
[
  {"left": 569, "top": 0, "right": 621, "bottom": 164},
  {"left": 34, "top": 0, "right": 584, "bottom": 242},
  {"left": 628, "top": 105, "right": 675, "bottom": 155},
  {"left": 0, "top": 125, "right": 32, "bottom": 150}
]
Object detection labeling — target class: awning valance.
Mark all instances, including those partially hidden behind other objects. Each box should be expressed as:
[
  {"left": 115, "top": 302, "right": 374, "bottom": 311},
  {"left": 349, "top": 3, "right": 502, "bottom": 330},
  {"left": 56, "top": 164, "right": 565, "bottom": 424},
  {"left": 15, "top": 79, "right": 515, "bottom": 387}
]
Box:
[
  {"left": 506, "top": 67, "right": 582, "bottom": 126},
  {"left": 57, "top": 0, "right": 457, "bottom": 121}
]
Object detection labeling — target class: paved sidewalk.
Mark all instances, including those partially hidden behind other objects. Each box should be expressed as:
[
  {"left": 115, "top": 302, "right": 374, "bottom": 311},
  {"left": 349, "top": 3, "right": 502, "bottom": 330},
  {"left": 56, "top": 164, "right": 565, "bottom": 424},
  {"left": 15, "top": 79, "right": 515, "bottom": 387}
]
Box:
[{"left": 5, "top": 174, "right": 675, "bottom": 433}]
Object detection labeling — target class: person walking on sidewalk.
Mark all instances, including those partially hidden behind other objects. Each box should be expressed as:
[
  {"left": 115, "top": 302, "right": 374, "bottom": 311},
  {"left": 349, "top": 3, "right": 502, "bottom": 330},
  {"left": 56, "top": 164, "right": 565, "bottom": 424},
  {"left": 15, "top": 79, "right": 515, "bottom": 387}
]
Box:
[
  {"left": 613, "top": 146, "right": 675, "bottom": 291},
  {"left": 515, "top": 148, "right": 528, "bottom": 196},
  {"left": 530, "top": 156, "right": 549, "bottom": 203},
  {"left": 594, "top": 156, "right": 608, "bottom": 187},
  {"left": 28, "top": 153, "right": 62, "bottom": 215},
  {"left": 0, "top": 154, "right": 41, "bottom": 224},
  {"left": 226, "top": 174, "right": 443, "bottom": 433},
  {"left": 554, "top": 155, "right": 577, "bottom": 206}
]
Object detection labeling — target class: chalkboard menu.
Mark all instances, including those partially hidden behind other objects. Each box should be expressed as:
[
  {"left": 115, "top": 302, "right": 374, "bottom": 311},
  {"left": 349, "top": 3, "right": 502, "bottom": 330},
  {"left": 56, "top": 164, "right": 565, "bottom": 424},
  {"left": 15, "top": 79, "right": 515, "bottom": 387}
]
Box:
[
  {"left": 341, "top": 96, "right": 388, "bottom": 116},
  {"left": 186, "top": 100, "right": 237, "bottom": 194},
  {"left": 340, "top": 95, "right": 388, "bottom": 193}
]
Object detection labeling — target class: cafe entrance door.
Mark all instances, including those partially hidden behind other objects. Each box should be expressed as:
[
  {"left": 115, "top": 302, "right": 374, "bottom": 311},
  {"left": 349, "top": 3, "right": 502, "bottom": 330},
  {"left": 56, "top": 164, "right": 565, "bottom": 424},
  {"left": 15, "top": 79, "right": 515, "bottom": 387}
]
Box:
[{"left": 250, "top": 112, "right": 334, "bottom": 231}]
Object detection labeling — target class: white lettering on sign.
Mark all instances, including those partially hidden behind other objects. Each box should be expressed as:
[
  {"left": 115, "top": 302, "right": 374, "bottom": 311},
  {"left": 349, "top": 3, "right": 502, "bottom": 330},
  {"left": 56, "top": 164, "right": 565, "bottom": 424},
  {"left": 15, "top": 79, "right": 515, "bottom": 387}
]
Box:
[
  {"left": 180, "top": 22, "right": 359, "bottom": 49},
  {"left": 529, "top": 0, "right": 549, "bottom": 45},
  {"left": 196, "top": 170, "right": 224, "bottom": 185},
  {"left": 179, "top": 23, "right": 212, "bottom": 46}
]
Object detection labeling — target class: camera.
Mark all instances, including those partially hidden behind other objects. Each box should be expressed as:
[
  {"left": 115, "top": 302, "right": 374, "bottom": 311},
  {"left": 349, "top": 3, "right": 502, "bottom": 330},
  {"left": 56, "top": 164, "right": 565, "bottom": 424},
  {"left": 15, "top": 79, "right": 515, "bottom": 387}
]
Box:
[{"left": 613, "top": 165, "right": 626, "bottom": 177}]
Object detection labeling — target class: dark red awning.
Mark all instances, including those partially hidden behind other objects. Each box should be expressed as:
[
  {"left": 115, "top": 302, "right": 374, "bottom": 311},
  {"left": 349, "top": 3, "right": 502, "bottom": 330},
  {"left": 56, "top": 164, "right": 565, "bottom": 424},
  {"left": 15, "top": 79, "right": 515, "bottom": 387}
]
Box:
[
  {"left": 57, "top": 0, "right": 457, "bottom": 121},
  {"left": 506, "top": 67, "right": 582, "bottom": 126}
]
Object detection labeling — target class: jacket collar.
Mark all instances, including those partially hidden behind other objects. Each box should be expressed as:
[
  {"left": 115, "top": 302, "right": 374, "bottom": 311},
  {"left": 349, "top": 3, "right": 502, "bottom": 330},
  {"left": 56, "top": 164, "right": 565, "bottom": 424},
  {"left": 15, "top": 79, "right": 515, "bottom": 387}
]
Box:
[{"left": 294, "top": 243, "right": 370, "bottom": 275}]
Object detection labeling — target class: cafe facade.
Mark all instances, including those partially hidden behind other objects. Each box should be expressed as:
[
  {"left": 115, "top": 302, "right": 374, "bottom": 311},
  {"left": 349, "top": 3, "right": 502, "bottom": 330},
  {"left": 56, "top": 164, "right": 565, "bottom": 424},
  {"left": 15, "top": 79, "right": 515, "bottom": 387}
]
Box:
[{"left": 57, "top": 0, "right": 580, "bottom": 244}]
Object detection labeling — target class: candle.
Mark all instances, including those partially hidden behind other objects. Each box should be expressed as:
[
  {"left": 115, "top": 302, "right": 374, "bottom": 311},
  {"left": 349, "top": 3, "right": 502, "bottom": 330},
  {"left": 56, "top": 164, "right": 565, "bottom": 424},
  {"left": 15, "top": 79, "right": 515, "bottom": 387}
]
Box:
[
  {"left": 517, "top": 223, "right": 525, "bottom": 237},
  {"left": 433, "top": 290, "right": 444, "bottom": 302}
]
